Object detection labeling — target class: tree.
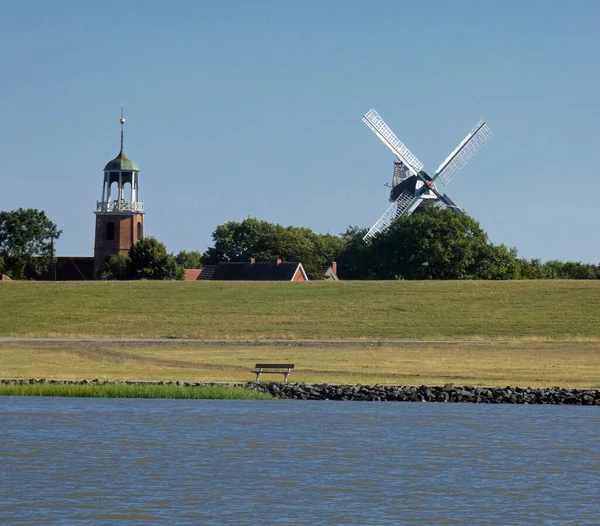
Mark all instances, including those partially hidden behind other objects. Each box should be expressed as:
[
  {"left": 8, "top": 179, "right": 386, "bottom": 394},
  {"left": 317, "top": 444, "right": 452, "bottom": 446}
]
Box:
[
  {"left": 560, "top": 262, "right": 598, "bottom": 279},
  {"left": 541, "top": 260, "right": 565, "bottom": 279},
  {"left": 253, "top": 227, "right": 322, "bottom": 277},
  {"left": 203, "top": 217, "right": 346, "bottom": 279},
  {"left": 101, "top": 254, "right": 131, "bottom": 280},
  {"left": 518, "top": 258, "right": 545, "bottom": 279},
  {"left": 175, "top": 250, "right": 203, "bottom": 269},
  {"left": 537, "top": 260, "right": 599, "bottom": 279},
  {"left": 361, "top": 207, "right": 520, "bottom": 280},
  {"left": 336, "top": 226, "right": 372, "bottom": 279},
  {"left": 203, "top": 218, "right": 277, "bottom": 263},
  {"left": 128, "top": 237, "right": 184, "bottom": 280},
  {"left": 473, "top": 242, "right": 521, "bottom": 280},
  {"left": 0, "top": 208, "right": 62, "bottom": 279},
  {"left": 102, "top": 238, "right": 185, "bottom": 280}
]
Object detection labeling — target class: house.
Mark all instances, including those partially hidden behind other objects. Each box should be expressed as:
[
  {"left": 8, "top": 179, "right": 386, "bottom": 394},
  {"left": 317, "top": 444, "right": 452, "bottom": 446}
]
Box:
[
  {"left": 187, "top": 258, "right": 308, "bottom": 281},
  {"left": 322, "top": 261, "right": 339, "bottom": 280},
  {"left": 26, "top": 257, "right": 95, "bottom": 281},
  {"left": 0, "top": 274, "right": 11, "bottom": 281}
]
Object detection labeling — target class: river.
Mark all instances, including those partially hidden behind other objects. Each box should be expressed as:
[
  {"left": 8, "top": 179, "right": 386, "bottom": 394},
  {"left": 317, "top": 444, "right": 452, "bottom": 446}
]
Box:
[{"left": 1, "top": 398, "right": 598, "bottom": 524}]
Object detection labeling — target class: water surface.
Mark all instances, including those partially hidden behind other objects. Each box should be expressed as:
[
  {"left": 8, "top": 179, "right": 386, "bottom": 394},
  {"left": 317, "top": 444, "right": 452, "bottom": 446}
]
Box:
[{"left": 0, "top": 398, "right": 598, "bottom": 524}]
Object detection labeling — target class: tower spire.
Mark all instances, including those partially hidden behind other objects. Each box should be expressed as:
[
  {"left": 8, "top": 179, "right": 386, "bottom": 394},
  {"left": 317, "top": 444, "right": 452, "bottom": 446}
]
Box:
[{"left": 119, "top": 104, "right": 125, "bottom": 153}]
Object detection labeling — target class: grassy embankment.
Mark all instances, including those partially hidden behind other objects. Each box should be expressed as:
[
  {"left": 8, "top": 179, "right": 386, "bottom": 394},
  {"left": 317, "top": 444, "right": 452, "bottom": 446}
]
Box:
[{"left": 1, "top": 281, "right": 599, "bottom": 387}]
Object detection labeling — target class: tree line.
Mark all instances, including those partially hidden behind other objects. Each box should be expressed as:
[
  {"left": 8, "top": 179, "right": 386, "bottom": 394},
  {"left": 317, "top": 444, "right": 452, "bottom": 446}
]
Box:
[{"left": 1, "top": 207, "right": 599, "bottom": 280}]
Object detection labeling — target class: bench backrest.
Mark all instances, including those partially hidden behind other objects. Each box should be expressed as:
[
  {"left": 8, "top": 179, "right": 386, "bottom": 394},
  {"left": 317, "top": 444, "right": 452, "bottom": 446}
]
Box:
[{"left": 255, "top": 364, "right": 295, "bottom": 369}]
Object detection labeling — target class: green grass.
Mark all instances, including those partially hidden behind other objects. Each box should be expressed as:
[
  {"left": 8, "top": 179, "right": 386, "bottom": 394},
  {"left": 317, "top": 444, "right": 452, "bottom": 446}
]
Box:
[
  {"left": 0, "top": 382, "right": 273, "bottom": 399},
  {"left": 1, "top": 280, "right": 600, "bottom": 340}
]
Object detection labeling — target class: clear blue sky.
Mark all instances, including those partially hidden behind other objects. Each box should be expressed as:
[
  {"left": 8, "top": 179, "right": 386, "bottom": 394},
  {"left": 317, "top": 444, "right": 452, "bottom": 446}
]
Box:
[{"left": 1, "top": 0, "right": 599, "bottom": 262}]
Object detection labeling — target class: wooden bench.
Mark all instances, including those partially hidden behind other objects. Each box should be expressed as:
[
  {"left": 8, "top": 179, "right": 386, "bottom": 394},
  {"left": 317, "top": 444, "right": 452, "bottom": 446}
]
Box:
[{"left": 252, "top": 364, "right": 294, "bottom": 384}]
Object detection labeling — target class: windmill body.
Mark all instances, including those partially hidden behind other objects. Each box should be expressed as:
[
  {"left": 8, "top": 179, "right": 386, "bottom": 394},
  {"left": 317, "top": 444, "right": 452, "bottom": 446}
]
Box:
[
  {"left": 362, "top": 109, "right": 492, "bottom": 241},
  {"left": 389, "top": 164, "right": 437, "bottom": 205}
]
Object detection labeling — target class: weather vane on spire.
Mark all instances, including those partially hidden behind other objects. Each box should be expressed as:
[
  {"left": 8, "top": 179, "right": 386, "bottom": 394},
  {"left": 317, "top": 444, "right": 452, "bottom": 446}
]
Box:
[{"left": 120, "top": 104, "right": 125, "bottom": 152}]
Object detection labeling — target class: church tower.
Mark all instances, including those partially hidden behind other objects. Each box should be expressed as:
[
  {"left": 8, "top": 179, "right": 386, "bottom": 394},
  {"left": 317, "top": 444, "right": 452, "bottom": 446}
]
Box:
[{"left": 93, "top": 112, "right": 144, "bottom": 278}]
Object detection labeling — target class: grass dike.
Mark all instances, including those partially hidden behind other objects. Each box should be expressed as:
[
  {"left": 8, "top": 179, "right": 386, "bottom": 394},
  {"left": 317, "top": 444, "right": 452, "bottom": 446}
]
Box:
[
  {"left": 1, "top": 281, "right": 599, "bottom": 389},
  {"left": 1, "top": 280, "right": 600, "bottom": 340}
]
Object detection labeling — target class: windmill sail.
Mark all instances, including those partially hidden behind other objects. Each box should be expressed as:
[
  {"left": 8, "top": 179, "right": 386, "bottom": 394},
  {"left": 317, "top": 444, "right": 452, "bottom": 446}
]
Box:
[
  {"left": 362, "top": 109, "right": 423, "bottom": 176},
  {"left": 438, "top": 193, "right": 462, "bottom": 212},
  {"left": 434, "top": 120, "right": 492, "bottom": 185},
  {"left": 364, "top": 190, "right": 421, "bottom": 241}
]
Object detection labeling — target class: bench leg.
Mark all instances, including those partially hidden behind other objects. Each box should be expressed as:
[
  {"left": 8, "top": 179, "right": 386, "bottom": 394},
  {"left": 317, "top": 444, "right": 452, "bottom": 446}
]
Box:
[
  {"left": 255, "top": 370, "right": 262, "bottom": 382},
  {"left": 284, "top": 371, "right": 289, "bottom": 384}
]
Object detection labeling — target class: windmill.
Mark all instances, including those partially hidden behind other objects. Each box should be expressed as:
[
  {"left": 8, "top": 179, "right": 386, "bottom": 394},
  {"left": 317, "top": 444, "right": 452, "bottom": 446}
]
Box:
[{"left": 362, "top": 109, "right": 492, "bottom": 241}]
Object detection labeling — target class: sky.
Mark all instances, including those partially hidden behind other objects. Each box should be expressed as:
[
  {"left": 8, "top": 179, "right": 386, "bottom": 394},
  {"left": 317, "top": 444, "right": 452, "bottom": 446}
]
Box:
[{"left": 1, "top": 0, "right": 599, "bottom": 262}]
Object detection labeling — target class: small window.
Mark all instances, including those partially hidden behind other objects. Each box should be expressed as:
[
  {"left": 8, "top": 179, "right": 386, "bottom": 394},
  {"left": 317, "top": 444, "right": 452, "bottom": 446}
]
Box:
[
  {"left": 137, "top": 222, "right": 142, "bottom": 240},
  {"left": 106, "top": 222, "right": 115, "bottom": 241}
]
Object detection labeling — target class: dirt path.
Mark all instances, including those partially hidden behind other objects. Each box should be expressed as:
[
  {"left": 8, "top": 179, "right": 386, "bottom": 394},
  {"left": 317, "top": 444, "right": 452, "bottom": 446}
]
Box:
[{"left": 0, "top": 337, "right": 515, "bottom": 346}]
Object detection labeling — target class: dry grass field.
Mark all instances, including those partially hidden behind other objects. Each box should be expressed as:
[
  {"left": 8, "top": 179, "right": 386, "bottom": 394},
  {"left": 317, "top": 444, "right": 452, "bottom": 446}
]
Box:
[{"left": 1, "top": 340, "right": 598, "bottom": 388}]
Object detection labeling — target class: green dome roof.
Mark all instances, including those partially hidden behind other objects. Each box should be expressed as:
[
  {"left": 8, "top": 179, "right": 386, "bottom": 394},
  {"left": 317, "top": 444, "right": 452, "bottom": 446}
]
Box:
[{"left": 104, "top": 150, "right": 139, "bottom": 171}]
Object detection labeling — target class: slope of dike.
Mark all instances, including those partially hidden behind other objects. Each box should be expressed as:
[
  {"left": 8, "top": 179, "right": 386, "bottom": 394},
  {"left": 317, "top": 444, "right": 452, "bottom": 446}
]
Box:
[{"left": 1, "top": 280, "right": 600, "bottom": 341}]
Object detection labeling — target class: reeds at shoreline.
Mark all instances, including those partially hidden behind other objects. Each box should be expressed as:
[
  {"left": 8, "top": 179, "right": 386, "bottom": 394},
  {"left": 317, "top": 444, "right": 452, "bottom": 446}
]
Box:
[{"left": 0, "top": 382, "right": 273, "bottom": 400}]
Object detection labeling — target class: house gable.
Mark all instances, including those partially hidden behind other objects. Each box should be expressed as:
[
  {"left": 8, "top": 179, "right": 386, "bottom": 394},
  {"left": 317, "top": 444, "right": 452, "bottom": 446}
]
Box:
[
  {"left": 184, "top": 269, "right": 202, "bottom": 281},
  {"left": 291, "top": 264, "right": 308, "bottom": 281}
]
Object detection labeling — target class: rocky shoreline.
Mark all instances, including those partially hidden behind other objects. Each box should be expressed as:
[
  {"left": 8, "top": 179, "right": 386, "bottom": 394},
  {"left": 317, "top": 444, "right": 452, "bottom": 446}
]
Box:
[
  {"left": 250, "top": 383, "right": 600, "bottom": 405},
  {"left": 2, "top": 378, "right": 599, "bottom": 405}
]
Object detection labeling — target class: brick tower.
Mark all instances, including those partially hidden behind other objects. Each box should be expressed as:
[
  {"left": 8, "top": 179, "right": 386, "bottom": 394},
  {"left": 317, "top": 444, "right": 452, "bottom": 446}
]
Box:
[{"left": 93, "top": 113, "right": 144, "bottom": 278}]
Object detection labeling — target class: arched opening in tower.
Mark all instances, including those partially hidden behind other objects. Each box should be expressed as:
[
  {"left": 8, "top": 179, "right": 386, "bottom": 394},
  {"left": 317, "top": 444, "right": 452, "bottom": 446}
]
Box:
[
  {"left": 107, "top": 180, "right": 117, "bottom": 203},
  {"left": 106, "top": 221, "right": 115, "bottom": 241}
]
